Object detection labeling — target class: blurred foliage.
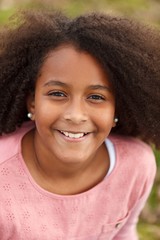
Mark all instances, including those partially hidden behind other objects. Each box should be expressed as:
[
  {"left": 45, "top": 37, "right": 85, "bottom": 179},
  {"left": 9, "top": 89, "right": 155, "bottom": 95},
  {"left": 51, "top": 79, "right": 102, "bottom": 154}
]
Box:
[
  {"left": 139, "top": 149, "right": 160, "bottom": 239},
  {"left": 0, "top": 0, "right": 160, "bottom": 26},
  {"left": 0, "top": 0, "right": 160, "bottom": 239}
]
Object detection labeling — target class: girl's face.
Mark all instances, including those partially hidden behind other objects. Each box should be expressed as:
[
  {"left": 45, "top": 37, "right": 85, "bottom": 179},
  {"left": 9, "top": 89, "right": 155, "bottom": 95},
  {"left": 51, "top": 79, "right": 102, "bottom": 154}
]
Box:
[{"left": 28, "top": 45, "right": 116, "bottom": 165}]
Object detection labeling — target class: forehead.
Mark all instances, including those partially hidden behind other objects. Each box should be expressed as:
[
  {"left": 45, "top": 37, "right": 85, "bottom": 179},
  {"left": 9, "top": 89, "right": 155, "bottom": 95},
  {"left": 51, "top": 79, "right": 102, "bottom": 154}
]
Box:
[{"left": 37, "top": 45, "right": 111, "bottom": 88}]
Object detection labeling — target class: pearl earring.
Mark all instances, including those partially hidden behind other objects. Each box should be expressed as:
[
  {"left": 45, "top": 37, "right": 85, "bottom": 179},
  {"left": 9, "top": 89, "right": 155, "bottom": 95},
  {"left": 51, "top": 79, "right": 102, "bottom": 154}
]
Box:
[
  {"left": 114, "top": 118, "right": 118, "bottom": 123},
  {"left": 27, "top": 113, "right": 32, "bottom": 119}
]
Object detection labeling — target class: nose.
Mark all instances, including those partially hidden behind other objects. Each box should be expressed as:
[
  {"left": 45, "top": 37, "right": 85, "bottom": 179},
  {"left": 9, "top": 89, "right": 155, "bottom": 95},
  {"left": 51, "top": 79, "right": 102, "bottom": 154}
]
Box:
[{"left": 63, "top": 98, "right": 88, "bottom": 124}]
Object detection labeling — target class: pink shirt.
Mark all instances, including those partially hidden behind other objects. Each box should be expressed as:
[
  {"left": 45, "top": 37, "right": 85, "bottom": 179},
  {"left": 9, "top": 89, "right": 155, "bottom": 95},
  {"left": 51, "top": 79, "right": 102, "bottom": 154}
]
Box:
[{"left": 0, "top": 122, "right": 156, "bottom": 240}]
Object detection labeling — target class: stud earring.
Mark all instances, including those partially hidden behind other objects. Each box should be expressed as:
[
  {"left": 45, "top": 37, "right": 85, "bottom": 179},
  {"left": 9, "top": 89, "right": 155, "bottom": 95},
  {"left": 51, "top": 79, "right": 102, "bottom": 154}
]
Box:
[
  {"left": 27, "top": 113, "right": 32, "bottom": 119},
  {"left": 114, "top": 118, "right": 118, "bottom": 123}
]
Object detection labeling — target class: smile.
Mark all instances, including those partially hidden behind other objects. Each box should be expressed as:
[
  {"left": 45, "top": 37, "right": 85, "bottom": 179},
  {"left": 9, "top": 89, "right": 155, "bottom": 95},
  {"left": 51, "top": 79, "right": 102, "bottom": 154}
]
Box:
[{"left": 59, "top": 131, "right": 88, "bottom": 139}]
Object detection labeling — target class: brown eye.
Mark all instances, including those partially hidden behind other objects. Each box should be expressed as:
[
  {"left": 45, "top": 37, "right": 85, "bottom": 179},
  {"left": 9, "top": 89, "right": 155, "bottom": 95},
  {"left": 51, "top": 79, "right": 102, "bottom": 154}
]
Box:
[
  {"left": 88, "top": 94, "right": 105, "bottom": 101},
  {"left": 48, "top": 91, "right": 67, "bottom": 97}
]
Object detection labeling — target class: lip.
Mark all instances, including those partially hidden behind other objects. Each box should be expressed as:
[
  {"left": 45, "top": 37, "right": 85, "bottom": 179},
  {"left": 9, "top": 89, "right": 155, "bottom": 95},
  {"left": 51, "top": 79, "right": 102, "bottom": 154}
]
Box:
[{"left": 56, "top": 130, "right": 91, "bottom": 142}]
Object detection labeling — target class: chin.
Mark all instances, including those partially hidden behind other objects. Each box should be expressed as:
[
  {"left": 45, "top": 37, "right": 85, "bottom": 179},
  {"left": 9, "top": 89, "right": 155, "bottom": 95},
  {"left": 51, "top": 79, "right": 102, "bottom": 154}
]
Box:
[{"left": 58, "top": 153, "right": 88, "bottom": 165}]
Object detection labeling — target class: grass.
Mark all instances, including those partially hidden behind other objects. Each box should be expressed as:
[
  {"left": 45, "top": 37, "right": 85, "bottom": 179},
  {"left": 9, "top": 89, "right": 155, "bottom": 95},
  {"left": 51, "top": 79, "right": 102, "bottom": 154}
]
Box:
[
  {"left": 138, "top": 221, "right": 160, "bottom": 240},
  {"left": 0, "top": 9, "right": 15, "bottom": 24},
  {"left": 138, "top": 149, "right": 160, "bottom": 239}
]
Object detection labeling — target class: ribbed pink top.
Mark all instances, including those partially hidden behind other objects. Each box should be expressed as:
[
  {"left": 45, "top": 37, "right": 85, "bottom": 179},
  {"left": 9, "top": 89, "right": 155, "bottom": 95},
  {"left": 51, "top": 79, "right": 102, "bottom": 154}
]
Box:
[{"left": 0, "top": 122, "right": 156, "bottom": 240}]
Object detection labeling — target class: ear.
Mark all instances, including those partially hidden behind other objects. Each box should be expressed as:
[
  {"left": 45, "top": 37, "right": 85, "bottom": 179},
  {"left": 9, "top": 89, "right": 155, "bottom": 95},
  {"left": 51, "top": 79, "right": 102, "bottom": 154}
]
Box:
[{"left": 26, "top": 92, "right": 35, "bottom": 121}]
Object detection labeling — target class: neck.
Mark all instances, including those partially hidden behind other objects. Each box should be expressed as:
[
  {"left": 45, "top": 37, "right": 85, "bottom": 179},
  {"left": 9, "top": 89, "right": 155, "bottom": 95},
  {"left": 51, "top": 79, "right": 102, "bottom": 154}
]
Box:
[{"left": 22, "top": 129, "right": 109, "bottom": 195}]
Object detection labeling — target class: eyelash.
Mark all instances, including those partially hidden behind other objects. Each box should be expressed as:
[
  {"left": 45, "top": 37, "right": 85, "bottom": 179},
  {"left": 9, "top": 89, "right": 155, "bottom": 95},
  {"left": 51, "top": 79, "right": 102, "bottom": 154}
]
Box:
[
  {"left": 88, "top": 94, "right": 105, "bottom": 101},
  {"left": 47, "top": 91, "right": 106, "bottom": 102},
  {"left": 48, "top": 91, "right": 67, "bottom": 97}
]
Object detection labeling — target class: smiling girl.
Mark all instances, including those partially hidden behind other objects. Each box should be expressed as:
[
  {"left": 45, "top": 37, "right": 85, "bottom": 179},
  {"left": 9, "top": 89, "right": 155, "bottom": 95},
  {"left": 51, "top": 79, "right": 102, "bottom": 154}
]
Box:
[{"left": 0, "top": 10, "right": 160, "bottom": 240}]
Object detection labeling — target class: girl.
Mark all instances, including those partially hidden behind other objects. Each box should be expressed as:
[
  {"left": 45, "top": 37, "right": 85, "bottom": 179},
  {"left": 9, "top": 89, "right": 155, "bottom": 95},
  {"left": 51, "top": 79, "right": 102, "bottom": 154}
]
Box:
[{"left": 0, "top": 10, "right": 160, "bottom": 240}]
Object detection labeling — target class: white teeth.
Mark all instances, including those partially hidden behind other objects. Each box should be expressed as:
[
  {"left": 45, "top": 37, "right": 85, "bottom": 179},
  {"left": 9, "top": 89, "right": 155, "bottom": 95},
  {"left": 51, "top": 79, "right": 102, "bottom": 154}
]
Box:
[{"left": 60, "top": 131, "right": 85, "bottom": 139}]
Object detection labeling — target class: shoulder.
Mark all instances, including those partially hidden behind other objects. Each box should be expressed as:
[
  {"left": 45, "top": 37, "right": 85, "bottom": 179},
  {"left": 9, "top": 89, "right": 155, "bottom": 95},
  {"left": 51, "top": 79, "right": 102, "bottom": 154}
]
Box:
[
  {"left": 0, "top": 121, "right": 34, "bottom": 164},
  {"left": 109, "top": 134, "right": 155, "bottom": 160},
  {"left": 108, "top": 134, "right": 156, "bottom": 202},
  {"left": 108, "top": 134, "right": 156, "bottom": 179}
]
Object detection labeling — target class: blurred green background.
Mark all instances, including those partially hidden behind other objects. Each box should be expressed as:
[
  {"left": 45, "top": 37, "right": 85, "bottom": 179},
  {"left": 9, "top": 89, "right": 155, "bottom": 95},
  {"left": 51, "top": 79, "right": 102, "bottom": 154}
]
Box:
[{"left": 0, "top": 0, "right": 160, "bottom": 239}]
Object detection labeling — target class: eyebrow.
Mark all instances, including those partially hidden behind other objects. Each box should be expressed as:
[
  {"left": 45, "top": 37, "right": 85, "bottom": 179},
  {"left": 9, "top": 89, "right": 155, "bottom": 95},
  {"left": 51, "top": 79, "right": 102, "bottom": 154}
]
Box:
[
  {"left": 43, "top": 80, "right": 67, "bottom": 87},
  {"left": 43, "top": 80, "right": 111, "bottom": 92},
  {"left": 88, "top": 84, "right": 111, "bottom": 92}
]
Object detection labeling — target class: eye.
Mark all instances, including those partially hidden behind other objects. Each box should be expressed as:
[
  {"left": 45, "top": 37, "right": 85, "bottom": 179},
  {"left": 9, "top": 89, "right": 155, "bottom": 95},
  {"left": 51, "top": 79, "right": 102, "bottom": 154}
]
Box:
[
  {"left": 88, "top": 94, "right": 105, "bottom": 102},
  {"left": 48, "top": 91, "right": 67, "bottom": 97}
]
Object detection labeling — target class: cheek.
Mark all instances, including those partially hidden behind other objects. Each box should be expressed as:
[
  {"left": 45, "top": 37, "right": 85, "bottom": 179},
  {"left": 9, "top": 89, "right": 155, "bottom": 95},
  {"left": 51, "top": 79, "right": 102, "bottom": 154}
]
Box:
[
  {"left": 100, "top": 117, "right": 114, "bottom": 130},
  {"left": 93, "top": 108, "right": 115, "bottom": 130},
  {"left": 100, "top": 105, "right": 115, "bottom": 118},
  {"left": 34, "top": 99, "right": 60, "bottom": 120}
]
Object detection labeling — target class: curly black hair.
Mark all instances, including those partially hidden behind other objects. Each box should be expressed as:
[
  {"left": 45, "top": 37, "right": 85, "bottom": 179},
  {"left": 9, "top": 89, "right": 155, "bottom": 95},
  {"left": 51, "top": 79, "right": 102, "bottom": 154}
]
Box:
[{"left": 0, "top": 10, "right": 160, "bottom": 148}]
